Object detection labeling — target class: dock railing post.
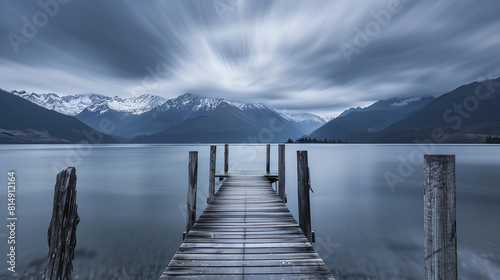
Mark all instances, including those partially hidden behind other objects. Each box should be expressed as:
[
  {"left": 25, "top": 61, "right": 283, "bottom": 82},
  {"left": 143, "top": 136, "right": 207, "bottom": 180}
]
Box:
[
  {"left": 424, "top": 154, "right": 457, "bottom": 280},
  {"left": 185, "top": 151, "right": 198, "bottom": 239},
  {"left": 278, "top": 144, "right": 286, "bottom": 203},
  {"left": 297, "top": 150, "right": 313, "bottom": 243},
  {"left": 224, "top": 144, "right": 229, "bottom": 173},
  {"left": 44, "top": 167, "right": 79, "bottom": 280},
  {"left": 266, "top": 144, "right": 271, "bottom": 173},
  {"left": 208, "top": 145, "right": 216, "bottom": 203}
]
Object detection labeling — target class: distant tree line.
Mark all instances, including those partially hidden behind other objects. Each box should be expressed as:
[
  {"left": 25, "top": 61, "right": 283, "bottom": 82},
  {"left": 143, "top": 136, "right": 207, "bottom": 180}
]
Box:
[
  {"left": 286, "top": 137, "right": 347, "bottom": 144},
  {"left": 486, "top": 135, "right": 500, "bottom": 144}
]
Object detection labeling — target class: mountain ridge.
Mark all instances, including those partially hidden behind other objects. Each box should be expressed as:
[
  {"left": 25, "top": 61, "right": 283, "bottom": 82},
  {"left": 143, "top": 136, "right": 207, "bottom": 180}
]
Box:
[
  {"left": 11, "top": 90, "right": 326, "bottom": 139},
  {"left": 0, "top": 90, "right": 117, "bottom": 144}
]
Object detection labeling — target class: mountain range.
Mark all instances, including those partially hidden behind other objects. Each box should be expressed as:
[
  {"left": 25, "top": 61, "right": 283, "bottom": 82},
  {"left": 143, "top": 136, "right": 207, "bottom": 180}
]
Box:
[
  {"left": 311, "top": 77, "right": 500, "bottom": 143},
  {"left": 3, "top": 76, "right": 500, "bottom": 144},
  {"left": 0, "top": 90, "right": 117, "bottom": 144},
  {"left": 9, "top": 91, "right": 326, "bottom": 143}
]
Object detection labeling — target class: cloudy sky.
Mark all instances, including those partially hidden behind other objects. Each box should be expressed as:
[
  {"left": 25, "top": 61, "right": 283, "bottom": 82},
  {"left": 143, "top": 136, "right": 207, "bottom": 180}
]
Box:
[{"left": 1, "top": 0, "right": 500, "bottom": 117}]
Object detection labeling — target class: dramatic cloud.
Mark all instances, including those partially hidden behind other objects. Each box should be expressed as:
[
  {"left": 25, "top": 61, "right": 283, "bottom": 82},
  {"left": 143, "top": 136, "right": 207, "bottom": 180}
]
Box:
[{"left": 1, "top": 0, "right": 500, "bottom": 117}]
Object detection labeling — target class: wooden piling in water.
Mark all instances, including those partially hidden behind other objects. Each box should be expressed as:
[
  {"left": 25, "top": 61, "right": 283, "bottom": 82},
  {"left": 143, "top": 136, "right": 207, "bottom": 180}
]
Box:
[
  {"left": 297, "top": 151, "right": 313, "bottom": 243},
  {"left": 423, "top": 154, "right": 457, "bottom": 280},
  {"left": 44, "top": 167, "right": 79, "bottom": 280},
  {"left": 224, "top": 144, "right": 229, "bottom": 173},
  {"left": 266, "top": 144, "right": 271, "bottom": 173},
  {"left": 185, "top": 151, "right": 198, "bottom": 238},
  {"left": 208, "top": 146, "right": 216, "bottom": 204},
  {"left": 278, "top": 144, "right": 286, "bottom": 203}
]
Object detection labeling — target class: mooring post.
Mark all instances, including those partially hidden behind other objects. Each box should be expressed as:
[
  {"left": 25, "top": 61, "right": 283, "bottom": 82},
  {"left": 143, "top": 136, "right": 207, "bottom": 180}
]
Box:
[
  {"left": 278, "top": 144, "right": 286, "bottom": 203},
  {"left": 44, "top": 167, "right": 79, "bottom": 280},
  {"left": 297, "top": 151, "right": 313, "bottom": 243},
  {"left": 266, "top": 144, "right": 271, "bottom": 173},
  {"left": 224, "top": 144, "right": 229, "bottom": 173},
  {"left": 208, "top": 145, "right": 216, "bottom": 203},
  {"left": 424, "top": 154, "right": 457, "bottom": 280},
  {"left": 184, "top": 151, "right": 198, "bottom": 239}
]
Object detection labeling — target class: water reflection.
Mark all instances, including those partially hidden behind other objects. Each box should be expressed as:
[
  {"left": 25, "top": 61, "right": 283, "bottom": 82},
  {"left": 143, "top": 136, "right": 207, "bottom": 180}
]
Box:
[{"left": 0, "top": 144, "right": 498, "bottom": 279}]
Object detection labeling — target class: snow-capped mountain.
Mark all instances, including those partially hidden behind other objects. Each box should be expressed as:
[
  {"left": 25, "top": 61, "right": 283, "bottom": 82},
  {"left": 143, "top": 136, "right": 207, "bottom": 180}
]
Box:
[
  {"left": 279, "top": 112, "right": 327, "bottom": 135},
  {"left": 10, "top": 90, "right": 318, "bottom": 140},
  {"left": 11, "top": 90, "right": 110, "bottom": 116},
  {"left": 12, "top": 90, "right": 169, "bottom": 117},
  {"left": 157, "top": 93, "right": 228, "bottom": 113},
  {"left": 280, "top": 112, "right": 326, "bottom": 124},
  {"left": 86, "top": 94, "right": 168, "bottom": 115},
  {"left": 119, "top": 93, "right": 287, "bottom": 138}
]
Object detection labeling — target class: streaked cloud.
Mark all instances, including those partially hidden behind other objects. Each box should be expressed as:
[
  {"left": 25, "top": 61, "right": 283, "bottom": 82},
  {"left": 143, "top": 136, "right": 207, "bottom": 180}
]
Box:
[{"left": 1, "top": 0, "right": 500, "bottom": 117}]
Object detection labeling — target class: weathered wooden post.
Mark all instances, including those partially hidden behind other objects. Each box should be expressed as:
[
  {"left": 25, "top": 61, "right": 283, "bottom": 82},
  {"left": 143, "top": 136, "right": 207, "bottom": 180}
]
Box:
[
  {"left": 208, "top": 145, "right": 216, "bottom": 203},
  {"left": 266, "top": 144, "right": 271, "bottom": 173},
  {"left": 424, "top": 155, "right": 457, "bottom": 280},
  {"left": 184, "top": 151, "right": 198, "bottom": 239},
  {"left": 224, "top": 144, "right": 229, "bottom": 173},
  {"left": 44, "top": 167, "right": 79, "bottom": 280},
  {"left": 278, "top": 144, "right": 286, "bottom": 203},
  {"left": 297, "top": 151, "right": 313, "bottom": 243}
]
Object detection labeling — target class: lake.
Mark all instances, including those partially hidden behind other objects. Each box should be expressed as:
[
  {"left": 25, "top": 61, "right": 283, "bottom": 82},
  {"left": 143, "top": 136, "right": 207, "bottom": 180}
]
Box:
[{"left": 0, "top": 144, "right": 499, "bottom": 279}]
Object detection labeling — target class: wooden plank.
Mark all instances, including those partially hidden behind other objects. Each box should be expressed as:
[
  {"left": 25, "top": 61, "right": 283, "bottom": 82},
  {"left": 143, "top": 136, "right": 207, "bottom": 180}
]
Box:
[
  {"left": 174, "top": 247, "right": 318, "bottom": 254},
  {"left": 160, "top": 274, "right": 335, "bottom": 280},
  {"left": 224, "top": 144, "right": 229, "bottom": 173},
  {"left": 186, "top": 151, "right": 198, "bottom": 235},
  {"left": 424, "top": 154, "right": 457, "bottom": 280},
  {"left": 172, "top": 253, "right": 322, "bottom": 260},
  {"left": 297, "top": 150, "right": 313, "bottom": 242},
  {"left": 164, "top": 265, "right": 331, "bottom": 274},
  {"left": 168, "top": 258, "right": 326, "bottom": 267},
  {"left": 160, "top": 171, "right": 334, "bottom": 279},
  {"left": 278, "top": 143, "right": 286, "bottom": 202},
  {"left": 266, "top": 144, "right": 271, "bottom": 173},
  {"left": 208, "top": 145, "right": 216, "bottom": 203}
]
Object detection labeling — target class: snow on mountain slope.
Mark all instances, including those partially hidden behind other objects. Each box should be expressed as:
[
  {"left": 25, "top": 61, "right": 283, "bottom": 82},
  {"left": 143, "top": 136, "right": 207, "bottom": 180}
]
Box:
[
  {"left": 12, "top": 90, "right": 168, "bottom": 116},
  {"left": 280, "top": 112, "right": 326, "bottom": 125},
  {"left": 279, "top": 112, "right": 327, "bottom": 135},
  {"left": 87, "top": 94, "right": 168, "bottom": 115},
  {"left": 10, "top": 90, "right": 327, "bottom": 138},
  {"left": 157, "top": 93, "right": 270, "bottom": 113},
  {"left": 159, "top": 93, "right": 228, "bottom": 112},
  {"left": 11, "top": 90, "right": 110, "bottom": 116}
]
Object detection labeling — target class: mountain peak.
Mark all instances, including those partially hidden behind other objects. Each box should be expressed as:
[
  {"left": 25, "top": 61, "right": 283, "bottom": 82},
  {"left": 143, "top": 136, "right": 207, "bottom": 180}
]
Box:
[{"left": 177, "top": 93, "right": 201, "bottom": 100}]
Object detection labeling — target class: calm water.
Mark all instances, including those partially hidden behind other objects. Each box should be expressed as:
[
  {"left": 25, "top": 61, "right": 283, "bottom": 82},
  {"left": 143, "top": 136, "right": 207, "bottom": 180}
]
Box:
[{"left": 0, "top": 144, "right": 499, "bottom": 279}]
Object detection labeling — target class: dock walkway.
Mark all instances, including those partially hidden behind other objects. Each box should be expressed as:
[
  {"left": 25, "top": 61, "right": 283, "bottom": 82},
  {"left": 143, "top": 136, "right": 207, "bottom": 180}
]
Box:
[{"left": 160, "top": 172, "right": 334, "bottom": 279}]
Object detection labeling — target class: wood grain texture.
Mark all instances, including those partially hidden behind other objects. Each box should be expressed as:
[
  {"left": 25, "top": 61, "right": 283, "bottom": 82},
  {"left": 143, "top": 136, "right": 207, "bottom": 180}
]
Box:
[
  {"left": 44, "top": 167, "right": 79, "bottom": 280},
  {"left": 266, "top": 144, "right": 271, "bottom": 173},
  {"left": 297, "top": 151, "right": 312, "bottom": 243},
  {"left": 187, "top": 151, "right": 198, "bottom": 234},
  {"left": 423, "top": 154, "right": 457, "bottom": 280},
  {"left": 278, "top": 144, "right": 286, "bottom": 203},
  {"left": 160, "top": 172, "right": 334, "bottom": 280},
  {"left": 224, "top": 144, "right": 229, "bottom": 173},
  {"left": 209, "top": 145, "right": 216, "bottom": 203}
]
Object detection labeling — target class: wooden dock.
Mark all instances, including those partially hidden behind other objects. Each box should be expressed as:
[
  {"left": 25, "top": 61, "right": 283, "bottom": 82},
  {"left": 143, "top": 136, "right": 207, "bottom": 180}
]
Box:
[
  {"left": 42, "top": 144, "right": 459, "bottom": 280},
  {"left": 159, "top": 171, "right": 334, "bottom": 279}
]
